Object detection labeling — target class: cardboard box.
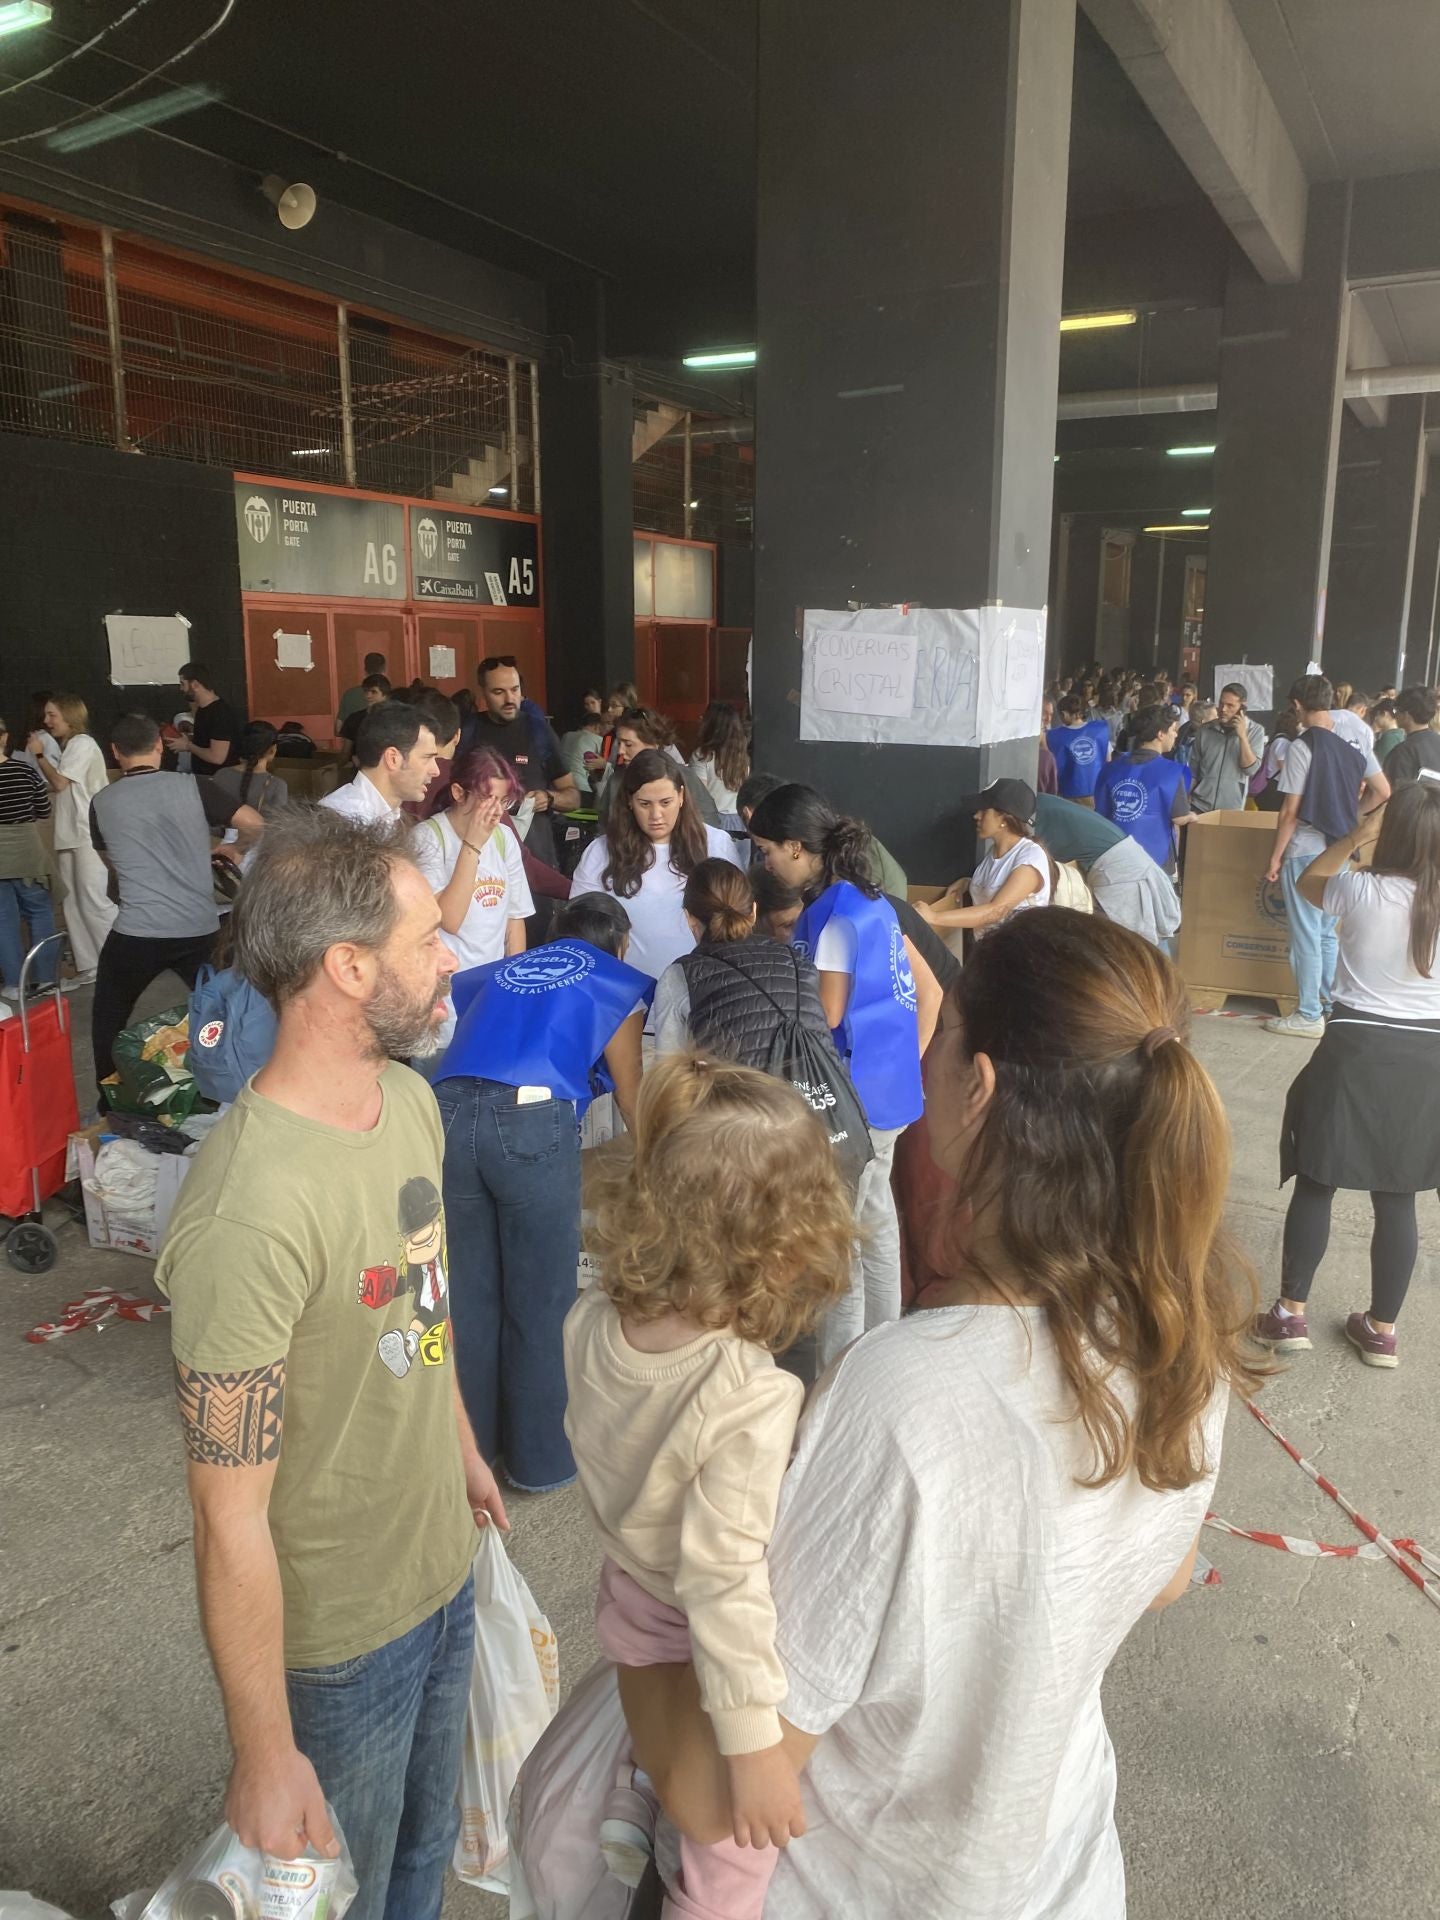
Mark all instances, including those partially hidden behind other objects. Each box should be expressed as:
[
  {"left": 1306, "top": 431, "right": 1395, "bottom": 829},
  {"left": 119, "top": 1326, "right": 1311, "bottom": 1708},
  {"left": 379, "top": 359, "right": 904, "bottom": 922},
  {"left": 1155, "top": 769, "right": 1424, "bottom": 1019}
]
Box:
[
  {"left": 66, "top": 1125, "right": 195, "bottom": 1260},
  {"left": 1177, "top": 811, "right": 1298, "bottom": 1011}
]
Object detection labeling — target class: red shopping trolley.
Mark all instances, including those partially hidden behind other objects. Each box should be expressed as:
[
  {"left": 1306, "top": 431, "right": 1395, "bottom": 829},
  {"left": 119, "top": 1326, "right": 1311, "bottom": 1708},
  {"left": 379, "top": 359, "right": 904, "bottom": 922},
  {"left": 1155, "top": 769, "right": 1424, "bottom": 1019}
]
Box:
[{"left": 1, "top": 935, "right": 80, "bottom": 1272}]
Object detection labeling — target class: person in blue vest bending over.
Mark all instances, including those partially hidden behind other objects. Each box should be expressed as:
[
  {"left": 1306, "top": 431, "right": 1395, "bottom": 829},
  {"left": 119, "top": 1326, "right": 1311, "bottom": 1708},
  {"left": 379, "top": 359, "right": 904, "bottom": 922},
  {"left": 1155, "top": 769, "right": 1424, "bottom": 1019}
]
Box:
[
  {"left": 1095, "top": 702, "right": 1197, "bottom": 879},
  {"left": 430, "top": 891, "right": 653, "bottom": 1493},
  {"left": 747, "top": 784, "right": 943, "bottom": 1368},
  {"left": 1046, "top": 693, "right": 1112, "bottom": 805}
]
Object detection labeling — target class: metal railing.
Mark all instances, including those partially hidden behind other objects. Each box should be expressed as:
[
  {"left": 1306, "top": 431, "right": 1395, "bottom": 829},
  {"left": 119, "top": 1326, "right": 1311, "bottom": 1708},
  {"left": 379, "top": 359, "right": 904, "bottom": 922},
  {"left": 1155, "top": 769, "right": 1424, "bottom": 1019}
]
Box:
[{"left": 0, "top": 207, "right": 539, "bottom": 507}]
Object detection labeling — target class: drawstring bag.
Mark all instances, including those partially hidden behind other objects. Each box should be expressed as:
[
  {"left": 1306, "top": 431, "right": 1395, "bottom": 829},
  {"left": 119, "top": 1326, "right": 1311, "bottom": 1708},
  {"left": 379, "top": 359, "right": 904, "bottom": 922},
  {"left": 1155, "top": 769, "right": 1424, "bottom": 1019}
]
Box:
[
  {"left": 706, "top": 948, "right": 874, "bottom": 1190},
  {"left": 188, "top": 966, "right": 278, "bottom": 1104}
]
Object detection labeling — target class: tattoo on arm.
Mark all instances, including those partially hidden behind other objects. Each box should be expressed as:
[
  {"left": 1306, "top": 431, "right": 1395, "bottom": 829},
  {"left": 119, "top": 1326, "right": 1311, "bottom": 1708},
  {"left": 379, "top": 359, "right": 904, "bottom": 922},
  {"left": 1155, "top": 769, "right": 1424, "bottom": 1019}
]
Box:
[{"left": 175, "top": 1359, "right": 285, "bottom": 1467}]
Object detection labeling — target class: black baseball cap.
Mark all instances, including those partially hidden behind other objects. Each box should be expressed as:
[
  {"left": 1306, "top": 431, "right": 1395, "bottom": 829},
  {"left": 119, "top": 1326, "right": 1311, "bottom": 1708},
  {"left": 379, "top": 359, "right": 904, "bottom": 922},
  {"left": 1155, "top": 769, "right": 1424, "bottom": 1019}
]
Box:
[{"left": 962, "top": 778, "right": 1037, "bottom": 823}]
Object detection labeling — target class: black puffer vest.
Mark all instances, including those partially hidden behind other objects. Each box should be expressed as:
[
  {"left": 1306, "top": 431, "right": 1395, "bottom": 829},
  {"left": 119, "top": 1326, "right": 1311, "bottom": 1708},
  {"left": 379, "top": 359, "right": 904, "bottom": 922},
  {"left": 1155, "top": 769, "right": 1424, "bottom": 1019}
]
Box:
[{"left": 679, "top": 936, "right": 831, "bottom": 1069}]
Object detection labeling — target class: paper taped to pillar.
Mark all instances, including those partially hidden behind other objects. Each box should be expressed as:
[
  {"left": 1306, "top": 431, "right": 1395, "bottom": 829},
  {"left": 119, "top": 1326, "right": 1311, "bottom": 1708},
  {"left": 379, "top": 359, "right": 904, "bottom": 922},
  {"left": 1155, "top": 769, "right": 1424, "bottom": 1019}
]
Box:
[
  {"left": 105, "top": 613, "right": 191, "bottom": 687},
  {"left": 1213, "top": 664, "right": 1274, "bottom": 711},
  {"left": 798, "top": 606, "right": 1045, "bottom": 748}
]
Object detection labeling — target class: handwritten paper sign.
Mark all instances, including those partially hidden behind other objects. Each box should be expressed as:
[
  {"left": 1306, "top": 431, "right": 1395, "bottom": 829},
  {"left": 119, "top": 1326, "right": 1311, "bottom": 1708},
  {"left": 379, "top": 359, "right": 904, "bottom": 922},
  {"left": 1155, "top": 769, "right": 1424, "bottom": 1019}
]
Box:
[
  {"left": 799, "top": 606, "right": 1045, "bottom": 747},
  {"left": 105, "top": 613, "right": 191, "bottom": 687},
  {"left": 1213, "top": 663, "right": 1274, "bottom": 711},
  {"left": 808, "top": 624, "right": 918, "bottom": 717}
]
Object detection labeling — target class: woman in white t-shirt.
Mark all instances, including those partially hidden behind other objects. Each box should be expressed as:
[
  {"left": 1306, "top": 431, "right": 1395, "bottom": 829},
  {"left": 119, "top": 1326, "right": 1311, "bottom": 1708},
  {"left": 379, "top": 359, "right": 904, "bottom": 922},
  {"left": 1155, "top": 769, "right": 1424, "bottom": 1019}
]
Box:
[
  {"left": 27, "top": 692, "right": 115, "bottom": 981},
  {"left": 917, "top": 776, "right": 1053, "bottom": 943},
  {"left": 518, "top": 908, "right": 1263, "bottom": 1919},
  {"left": 570, "top": 749, "right": 740, "bottom": 984},
  {"left": 1258, "top": 777, "right": 1440, "bottom": 1370},
  {"left": 413, "top": 746, "right": 534, "bottom": 1052}
]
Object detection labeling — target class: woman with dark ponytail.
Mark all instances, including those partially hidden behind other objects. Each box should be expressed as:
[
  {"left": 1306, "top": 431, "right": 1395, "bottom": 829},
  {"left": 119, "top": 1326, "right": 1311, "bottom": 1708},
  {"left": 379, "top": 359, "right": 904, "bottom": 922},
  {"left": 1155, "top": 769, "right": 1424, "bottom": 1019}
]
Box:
[
  {"left": 653, "top": 860, "right": 867, "bottom": 1189},
  {"left": 748, "top": 783, "right": 942, "bottom": 1361},
  {"left": 1256, "top": 776, "right": 1440, "bottom": 1367}
]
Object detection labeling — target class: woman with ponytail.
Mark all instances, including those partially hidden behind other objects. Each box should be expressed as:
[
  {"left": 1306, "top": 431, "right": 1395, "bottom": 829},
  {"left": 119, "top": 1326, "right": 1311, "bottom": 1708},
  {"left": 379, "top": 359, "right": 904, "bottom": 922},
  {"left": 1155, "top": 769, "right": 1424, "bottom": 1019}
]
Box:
[
  {"left": 747, "top": 783, "right": 942, "bottom": 1362},
  {"left": 537, "top": 908, "right": 1263, "bottom": 1918},
  {"left": 1257, "top": 775, "right": 1440, "bottom": 1368}
]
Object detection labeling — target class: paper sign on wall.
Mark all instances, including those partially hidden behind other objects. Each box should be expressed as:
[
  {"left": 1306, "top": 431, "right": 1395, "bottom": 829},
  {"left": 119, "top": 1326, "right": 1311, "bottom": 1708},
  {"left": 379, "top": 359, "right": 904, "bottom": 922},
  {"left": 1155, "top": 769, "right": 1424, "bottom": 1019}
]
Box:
[
  {"left": 105, "top": 613, "right": 190, "bottom": 687},
  {"left": 1213, "top": 663, "right": 1274, "bottom": 711},
  {"left": 274, "top": 628, "right": 314, "bottom": 672},
  {"left": 799, "top": 605, "right": 1046, "bottom": 748},
  {"left": 427, "top": 644, "right": 457, "bottom": 679}
]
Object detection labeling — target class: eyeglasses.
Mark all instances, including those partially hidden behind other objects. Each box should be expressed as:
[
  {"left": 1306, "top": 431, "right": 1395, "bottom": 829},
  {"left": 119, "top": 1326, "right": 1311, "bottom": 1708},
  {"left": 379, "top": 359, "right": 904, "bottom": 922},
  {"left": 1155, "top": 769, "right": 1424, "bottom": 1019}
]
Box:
[{"left": 478, "top": 655, "right": 518, "bottom": 677}]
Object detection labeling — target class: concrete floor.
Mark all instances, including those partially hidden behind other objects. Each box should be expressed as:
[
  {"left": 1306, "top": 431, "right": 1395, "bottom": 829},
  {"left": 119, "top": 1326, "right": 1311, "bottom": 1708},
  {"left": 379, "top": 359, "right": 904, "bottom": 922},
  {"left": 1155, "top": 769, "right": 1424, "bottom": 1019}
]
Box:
[{"left": 2, "top": 981, "right": 1438, "bottom": 1918}]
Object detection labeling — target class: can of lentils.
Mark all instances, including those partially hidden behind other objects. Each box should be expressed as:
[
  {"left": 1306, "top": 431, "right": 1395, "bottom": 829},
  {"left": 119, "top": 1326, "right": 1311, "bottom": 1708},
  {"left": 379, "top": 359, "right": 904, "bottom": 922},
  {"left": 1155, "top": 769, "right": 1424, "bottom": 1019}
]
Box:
[
  {"left": 172, "top": 1868, "right": 257, "bottom": 1920},
  {"left": 258, "top": 1853, "right": 340, "bottom": 1920}
]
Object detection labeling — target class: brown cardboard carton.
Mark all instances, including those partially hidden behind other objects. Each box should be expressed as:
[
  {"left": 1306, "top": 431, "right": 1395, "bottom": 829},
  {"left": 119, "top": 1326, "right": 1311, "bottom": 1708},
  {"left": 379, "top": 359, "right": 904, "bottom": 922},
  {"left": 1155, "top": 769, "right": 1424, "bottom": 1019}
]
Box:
[{"left": 1177, "top": 811, "right": 1298, "bottom": 1012}]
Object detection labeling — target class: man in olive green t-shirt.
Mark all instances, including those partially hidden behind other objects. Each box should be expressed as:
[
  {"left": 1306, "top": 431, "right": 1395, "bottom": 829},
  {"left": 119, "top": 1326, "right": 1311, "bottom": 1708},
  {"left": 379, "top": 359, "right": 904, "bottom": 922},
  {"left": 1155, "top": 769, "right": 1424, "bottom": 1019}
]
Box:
[{"left": 156, "top": 808, "right": 507, "bottom": 1920}]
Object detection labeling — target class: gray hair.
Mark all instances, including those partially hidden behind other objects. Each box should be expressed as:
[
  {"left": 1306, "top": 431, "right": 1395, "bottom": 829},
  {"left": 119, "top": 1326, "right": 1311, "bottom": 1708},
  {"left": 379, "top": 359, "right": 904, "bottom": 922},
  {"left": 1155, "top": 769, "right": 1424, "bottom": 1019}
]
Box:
[{"left": 232, "top": 805, "right": 413, "bottom": 1006}]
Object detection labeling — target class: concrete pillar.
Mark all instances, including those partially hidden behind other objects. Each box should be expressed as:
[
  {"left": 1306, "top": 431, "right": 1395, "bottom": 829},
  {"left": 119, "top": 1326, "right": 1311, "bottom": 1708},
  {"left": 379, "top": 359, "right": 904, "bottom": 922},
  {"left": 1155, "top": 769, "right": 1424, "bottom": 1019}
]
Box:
[
  {"left": 752, "top": 0, "right": 1075, "bottom": 879},
  {"left": 1405, "top": 458, "right": 1440, "bottom": 689},
  {"left": 1355, "top": 396, "right": 1426, "bottom": 693},
  {"left": 538, "top": 280, "right": 635, "bottom": 721},
  {"left": 1204, "top": 184, "right": 1352, "bottom": 708}
]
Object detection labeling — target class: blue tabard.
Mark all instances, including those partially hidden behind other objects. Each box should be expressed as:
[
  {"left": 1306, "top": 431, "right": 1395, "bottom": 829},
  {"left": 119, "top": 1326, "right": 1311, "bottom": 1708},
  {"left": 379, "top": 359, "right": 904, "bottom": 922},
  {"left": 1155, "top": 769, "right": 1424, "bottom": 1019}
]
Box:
[
  {"left": 1094, "top": 753, "right": 1190, "bottom": 869},
  {"left": 1046, "top": 720, "right": 1111, "bottom": 799},
  {"left": 434, "top": 939, "right": 654, "bottom": 1114},
  {"left": 792, "top": 882, "right": 923, "bottom": 1131}
]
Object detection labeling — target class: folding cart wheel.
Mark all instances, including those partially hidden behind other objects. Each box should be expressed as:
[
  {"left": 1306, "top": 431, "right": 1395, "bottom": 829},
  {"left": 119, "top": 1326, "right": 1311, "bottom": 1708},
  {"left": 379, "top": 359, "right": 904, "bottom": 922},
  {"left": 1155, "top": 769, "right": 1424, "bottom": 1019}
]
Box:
[{"left": 5, "top": 1217, "right": 58, "bottom": 1273}]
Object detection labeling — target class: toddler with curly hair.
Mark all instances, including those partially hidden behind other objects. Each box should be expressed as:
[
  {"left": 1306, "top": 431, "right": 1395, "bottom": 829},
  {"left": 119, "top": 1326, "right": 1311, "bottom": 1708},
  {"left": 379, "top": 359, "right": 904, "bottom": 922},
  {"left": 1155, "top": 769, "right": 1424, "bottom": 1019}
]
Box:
[{"left": 563, "top": 1051, "right": 855, "bottom": 1917}]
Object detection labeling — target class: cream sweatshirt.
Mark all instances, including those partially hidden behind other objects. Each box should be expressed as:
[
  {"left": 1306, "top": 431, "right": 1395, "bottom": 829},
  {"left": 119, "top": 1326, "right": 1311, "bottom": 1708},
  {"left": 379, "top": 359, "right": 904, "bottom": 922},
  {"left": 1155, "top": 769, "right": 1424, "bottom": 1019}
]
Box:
[{"left": 563, "top": 1284, "right": 803, "bottom": 1755}]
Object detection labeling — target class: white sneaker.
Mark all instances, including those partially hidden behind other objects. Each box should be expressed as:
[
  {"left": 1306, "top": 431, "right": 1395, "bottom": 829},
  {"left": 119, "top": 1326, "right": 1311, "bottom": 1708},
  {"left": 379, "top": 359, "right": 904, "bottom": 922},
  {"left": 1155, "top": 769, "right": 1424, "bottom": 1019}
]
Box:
[{"left": 1264, "top": 1011, "right": 1325, "bottom": 1039}]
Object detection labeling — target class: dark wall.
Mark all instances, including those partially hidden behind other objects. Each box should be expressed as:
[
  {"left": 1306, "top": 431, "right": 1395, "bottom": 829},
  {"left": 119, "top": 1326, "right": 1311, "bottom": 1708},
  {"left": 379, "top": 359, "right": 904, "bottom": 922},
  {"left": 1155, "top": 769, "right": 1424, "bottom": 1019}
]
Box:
[{"left": 0, "top": 435, "right": 244, "bottom": 745}]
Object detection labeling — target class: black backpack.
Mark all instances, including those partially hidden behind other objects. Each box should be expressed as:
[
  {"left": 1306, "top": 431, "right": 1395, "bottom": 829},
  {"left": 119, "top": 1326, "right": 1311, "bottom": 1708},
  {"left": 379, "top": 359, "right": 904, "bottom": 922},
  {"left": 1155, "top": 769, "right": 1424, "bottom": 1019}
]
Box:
[{"left": 703, "top": 947, "right": 873, "bottom": 1191}]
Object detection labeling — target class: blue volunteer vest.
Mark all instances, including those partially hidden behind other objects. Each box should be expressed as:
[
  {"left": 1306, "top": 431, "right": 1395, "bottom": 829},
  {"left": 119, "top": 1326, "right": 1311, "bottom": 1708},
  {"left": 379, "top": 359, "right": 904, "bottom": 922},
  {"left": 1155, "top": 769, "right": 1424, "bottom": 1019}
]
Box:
[
  {"left": 434, "top": 939, "right": 654, "bottom": 1113},
  {"left": 1095, "top": 754, "right": 1189, "bottom": 869},
  {"left": 1046, "top": 720, "right": 1111, "bottom": 799},
  {"left": 792, "top": 882, "right": 923, "bottom": 1131}
]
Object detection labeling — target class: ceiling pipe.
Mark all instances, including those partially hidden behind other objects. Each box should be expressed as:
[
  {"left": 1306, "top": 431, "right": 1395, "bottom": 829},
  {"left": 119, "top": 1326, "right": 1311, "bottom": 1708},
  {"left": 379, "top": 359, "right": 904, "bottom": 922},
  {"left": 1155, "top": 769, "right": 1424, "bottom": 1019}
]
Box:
[{"left": 1059, "top": 364, "right": 1440, "bottom": 420}]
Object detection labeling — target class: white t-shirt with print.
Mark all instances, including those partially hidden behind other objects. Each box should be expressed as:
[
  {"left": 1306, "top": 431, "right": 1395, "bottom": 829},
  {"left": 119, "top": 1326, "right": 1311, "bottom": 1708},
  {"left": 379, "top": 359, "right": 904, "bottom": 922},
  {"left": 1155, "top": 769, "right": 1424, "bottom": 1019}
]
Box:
[
  {"left": 54, "top": 733, "right": 109, "bottom": 851},
  {"left": 763, "top": 1309, "right": 1226, "bottom": 1920},
  {"left": 1324, "top": 868, "right": 1440, "bottom": 1021},
  {"left": 412, "top": 814, "right": 533, "bottom": 1044},
  {"left": 970, "top": 836, "right": 1052, "bottom": 937},
  {"left": 571, "top": 825, "right": 740, "bottom": 983},
  {"left": 1278, "top": 733, "right": 1380, "bottom": 864}
]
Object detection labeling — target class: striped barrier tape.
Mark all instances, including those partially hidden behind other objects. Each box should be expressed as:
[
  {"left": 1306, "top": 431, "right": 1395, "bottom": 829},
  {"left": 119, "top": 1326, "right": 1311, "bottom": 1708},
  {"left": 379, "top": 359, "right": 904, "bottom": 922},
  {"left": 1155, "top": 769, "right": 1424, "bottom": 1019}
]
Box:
[
  {"left": 26, "top": 1287, "right": 169, "bottom": 1343},
  {"left": 1245, "top": 1398, "right": 1440, "bottom": 1612}
]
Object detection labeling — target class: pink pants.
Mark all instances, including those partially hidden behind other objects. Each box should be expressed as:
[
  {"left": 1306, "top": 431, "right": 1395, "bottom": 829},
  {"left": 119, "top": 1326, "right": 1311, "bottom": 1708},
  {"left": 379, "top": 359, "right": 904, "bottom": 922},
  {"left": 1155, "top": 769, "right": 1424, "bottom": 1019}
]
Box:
[{"left": 596, "top": 1559, "right": 778, "bottom": 1920}]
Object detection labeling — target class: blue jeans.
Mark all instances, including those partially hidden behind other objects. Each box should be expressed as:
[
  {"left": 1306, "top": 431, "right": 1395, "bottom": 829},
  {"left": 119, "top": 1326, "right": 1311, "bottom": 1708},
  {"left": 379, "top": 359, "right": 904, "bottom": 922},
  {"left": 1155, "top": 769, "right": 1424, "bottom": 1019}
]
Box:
[
  {"left": 0, "top": 877, "right": 57, "bottom": 989},
  {"left": 434, "top": 1077, "right": 580, "bottom": 1491},
  {"left": 1281, "top": 853, "right": 1338, "bottom": 1023},
  {"left": 286, "top": 1571, "right": 474, "bottom": 1920}
]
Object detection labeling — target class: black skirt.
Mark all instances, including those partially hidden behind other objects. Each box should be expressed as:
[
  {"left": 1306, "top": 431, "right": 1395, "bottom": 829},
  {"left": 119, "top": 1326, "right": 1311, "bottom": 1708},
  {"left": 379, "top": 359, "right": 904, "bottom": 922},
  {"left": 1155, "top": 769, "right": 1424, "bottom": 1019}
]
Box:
[{"left": 1281, "top": 1003, "right": 1440, "bottom": 1193}]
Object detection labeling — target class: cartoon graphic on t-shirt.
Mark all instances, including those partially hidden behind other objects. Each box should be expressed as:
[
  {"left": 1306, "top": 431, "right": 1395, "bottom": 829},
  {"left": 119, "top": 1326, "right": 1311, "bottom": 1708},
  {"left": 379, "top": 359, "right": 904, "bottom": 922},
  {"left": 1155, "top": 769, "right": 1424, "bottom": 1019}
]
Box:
[{"left": 357, "top": 1175, "right": 451, "bottom": 1380}]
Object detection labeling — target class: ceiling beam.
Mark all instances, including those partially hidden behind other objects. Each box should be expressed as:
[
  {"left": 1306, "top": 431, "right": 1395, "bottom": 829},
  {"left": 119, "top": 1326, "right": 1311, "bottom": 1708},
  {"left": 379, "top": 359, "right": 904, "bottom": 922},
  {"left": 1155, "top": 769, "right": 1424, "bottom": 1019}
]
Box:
[
  {"left": 1080, "top": 0, "right": 1309, "bottom": 283},
  {"left": 1346, "top": 294, "right": 1390, "bottom": 429}
]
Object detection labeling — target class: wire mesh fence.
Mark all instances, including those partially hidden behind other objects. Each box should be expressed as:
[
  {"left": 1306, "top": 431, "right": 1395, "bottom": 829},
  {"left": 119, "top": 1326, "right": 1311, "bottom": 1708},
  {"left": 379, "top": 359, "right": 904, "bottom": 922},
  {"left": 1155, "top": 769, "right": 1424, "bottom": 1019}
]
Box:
[
  {"left": 0, "top": 206, "right": 536, "bottom": 506},
  {"left": 632, "top": 392, "right": 753, "bottom": 548}
]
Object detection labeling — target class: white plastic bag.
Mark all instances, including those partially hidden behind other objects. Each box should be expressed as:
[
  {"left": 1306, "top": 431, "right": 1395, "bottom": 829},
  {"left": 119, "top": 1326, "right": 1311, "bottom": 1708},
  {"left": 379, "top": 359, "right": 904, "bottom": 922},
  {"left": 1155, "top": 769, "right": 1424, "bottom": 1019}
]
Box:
[
  {"left": 507, "top": 1657, "right": 635, "bottom": 1920},
  {"left": 0, "top": 1898, "right": 78, "bottom": 1920},
  {"left": 122, "top": 1804, "right": 358, "bottom": 1918},
  {"left": 452, "top": 1526, "right": 559, "bottom": 1892}
]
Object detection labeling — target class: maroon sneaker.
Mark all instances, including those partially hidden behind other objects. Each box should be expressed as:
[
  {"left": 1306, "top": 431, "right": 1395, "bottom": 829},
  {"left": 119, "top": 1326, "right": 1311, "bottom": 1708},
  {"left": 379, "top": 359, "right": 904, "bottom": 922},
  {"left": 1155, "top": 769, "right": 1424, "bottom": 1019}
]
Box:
[
  {"left": 1345, "top": 1312, "right": 1399, "bottom": 1369},
  {"left": 1253, "top": 1301, "right": 1312, "bottom": 1351}
]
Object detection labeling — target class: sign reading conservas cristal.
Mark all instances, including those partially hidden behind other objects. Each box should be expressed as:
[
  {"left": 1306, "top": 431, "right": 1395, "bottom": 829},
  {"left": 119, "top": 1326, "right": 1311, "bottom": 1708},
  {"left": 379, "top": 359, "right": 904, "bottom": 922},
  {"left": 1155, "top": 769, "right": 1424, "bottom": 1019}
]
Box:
[{"left": 236, "top": 482, "right": 406, "bottom": 599}]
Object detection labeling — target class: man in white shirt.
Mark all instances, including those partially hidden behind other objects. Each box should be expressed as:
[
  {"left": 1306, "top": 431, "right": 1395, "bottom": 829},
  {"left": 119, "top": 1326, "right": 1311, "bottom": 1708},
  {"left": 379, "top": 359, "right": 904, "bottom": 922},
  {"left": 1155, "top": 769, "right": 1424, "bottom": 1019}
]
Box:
[{"left": 321, "top": 706, "right": 439, "bottom": 825}]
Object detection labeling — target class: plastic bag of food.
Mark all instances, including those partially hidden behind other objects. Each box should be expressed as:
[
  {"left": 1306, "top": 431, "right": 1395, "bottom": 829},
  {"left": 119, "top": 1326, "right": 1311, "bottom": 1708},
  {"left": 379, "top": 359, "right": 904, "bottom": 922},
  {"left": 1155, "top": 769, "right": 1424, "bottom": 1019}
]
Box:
[
  {"left": 453, "top": 1527, "right": 560, "bottom": 1892},
  {"left": 125, "top": 1805, "right": 359, "bottom": 1918},
  {"left": 106, "top": 1006, "right": 198, "bottom": 1125}
]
